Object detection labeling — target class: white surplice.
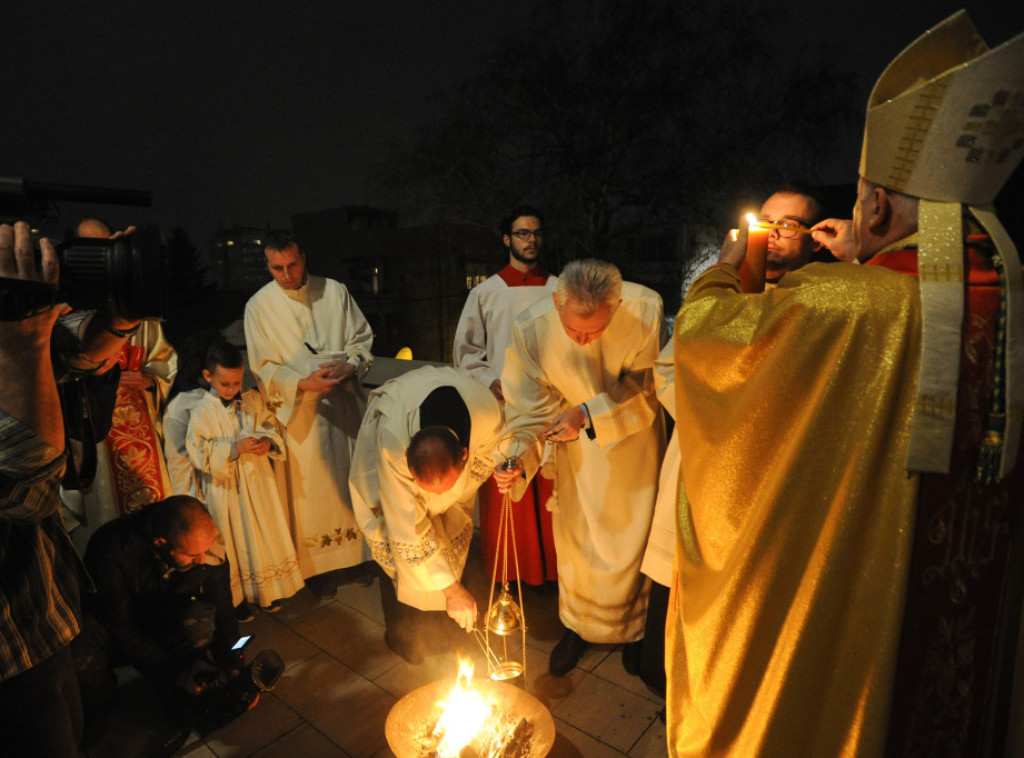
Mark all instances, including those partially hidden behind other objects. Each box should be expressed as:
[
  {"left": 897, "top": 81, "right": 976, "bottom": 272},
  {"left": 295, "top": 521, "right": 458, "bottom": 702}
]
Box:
[
  {"left": 350, "top": 366, "right": 504, "bottom": 611},
  {"left": 641, "top": 340, "right": 680, "bottom": 588},
  {"left": 453, "top": 268, "right": 560, "bottom": 584},
  {"left": 499, "top": 282, "right": 664, "bottom": 642},
  {"left": 453, "top": 272, "right": 558, "bottom": 387},
  {"left": 186, "top": 390, "right": 304, "bottom": 607},
  {"left": 244, "top": 275, "right": 374, "bottom": 577},
  {"left": 163, "top": 387, "right": 206, "bottom": 496}
]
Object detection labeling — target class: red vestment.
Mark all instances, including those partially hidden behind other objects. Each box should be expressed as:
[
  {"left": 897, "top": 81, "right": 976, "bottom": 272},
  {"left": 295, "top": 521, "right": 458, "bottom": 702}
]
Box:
[{"left": 476, "top": 264, "right": 558, "bottom": 584}]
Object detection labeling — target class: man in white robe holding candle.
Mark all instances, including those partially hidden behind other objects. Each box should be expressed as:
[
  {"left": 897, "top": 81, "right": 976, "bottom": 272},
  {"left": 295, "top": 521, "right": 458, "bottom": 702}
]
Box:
[
  {"left": 494, "top": 258, "right": 664, "bottom": 677},
  {"left": 244, "top": 234, "right": 374, "bottom": 595}
]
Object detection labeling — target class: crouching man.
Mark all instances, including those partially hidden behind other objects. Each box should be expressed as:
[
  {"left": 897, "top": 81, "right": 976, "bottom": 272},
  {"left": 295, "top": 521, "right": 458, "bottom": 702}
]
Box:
[{"left": 74, "top": 496, "right": 266, "bottom": 745}]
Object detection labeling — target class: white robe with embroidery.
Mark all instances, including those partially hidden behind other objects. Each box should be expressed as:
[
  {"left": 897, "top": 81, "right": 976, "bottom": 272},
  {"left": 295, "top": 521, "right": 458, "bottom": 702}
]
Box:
[
  {"left": 350, "top": 366, "right": 504, "bottom": 611},
  {"left": 244, "top": 275, "right": 374, "bottom": 577},
  {"left": 499, "top": 282, "right": 664, "bottom": 642},
  {"left": 186, "top": 390, "right": 304, "bottom": 607}
]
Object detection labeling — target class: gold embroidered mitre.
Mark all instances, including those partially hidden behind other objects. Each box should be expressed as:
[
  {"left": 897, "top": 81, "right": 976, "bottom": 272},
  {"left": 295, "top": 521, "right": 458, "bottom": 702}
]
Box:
[
  {"left": 859, "top": 11, "right": 1024, "bottom": 478},
  {"left": 860, "top": 10, "right": 1024, "bottom": 203}
]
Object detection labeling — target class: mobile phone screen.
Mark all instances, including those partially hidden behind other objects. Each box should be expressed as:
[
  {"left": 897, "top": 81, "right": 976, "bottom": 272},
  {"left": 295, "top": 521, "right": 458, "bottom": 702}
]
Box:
[{"left": 232, "top": 634, "right": 253, "bottom": 651}]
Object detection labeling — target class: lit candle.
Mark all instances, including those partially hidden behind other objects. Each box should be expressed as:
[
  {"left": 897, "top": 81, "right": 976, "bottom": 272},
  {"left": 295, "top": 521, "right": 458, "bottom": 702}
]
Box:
[{"left": 737, "top": 212, "right": 768, "bottom": 293}]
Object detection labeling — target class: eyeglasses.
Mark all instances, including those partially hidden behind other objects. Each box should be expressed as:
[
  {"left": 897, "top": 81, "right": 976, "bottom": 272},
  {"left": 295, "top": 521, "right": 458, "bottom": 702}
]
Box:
[
  {"left": 758, "top": 218, "right": 813, "bottom": 239},
  {"left": 510, "top": 229, "right": 543, "bottom": 240}
]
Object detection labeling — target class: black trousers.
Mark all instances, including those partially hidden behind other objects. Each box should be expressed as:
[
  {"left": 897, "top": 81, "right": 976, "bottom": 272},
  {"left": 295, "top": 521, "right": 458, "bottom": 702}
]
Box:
[
  {"left": 639, "top": 581, "right": 669, "bottom": 697},
  {"left": 72, "top": 599, "right": 220, "bottom": 744},
  {"left": 378, "top": 572, "right": 471, "bottom": 660},
  {"left": 1, "top": 645, "right": 83, "bottom": 757}
]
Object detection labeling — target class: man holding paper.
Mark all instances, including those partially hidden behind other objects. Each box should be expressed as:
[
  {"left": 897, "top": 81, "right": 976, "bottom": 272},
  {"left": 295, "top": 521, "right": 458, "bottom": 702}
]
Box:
[{"left": 244, "top": 234, "right": 374, "bottom": 592}]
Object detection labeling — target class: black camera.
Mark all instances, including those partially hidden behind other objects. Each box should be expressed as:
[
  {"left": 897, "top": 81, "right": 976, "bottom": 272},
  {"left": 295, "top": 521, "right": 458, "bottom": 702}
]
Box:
[
  {"left": 193, "top": 648, "right": 285, "bottom": 735},
  {"left": 0, "top": 224, "right": 167, "bottom": 322}
]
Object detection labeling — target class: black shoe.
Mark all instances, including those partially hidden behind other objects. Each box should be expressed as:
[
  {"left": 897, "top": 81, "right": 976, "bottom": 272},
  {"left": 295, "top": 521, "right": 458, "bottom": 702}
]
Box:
[
  {"left": 308, "top": 574, "right": 338, "bottom": 598},
  {"left": 260, "top": 600, "right": 283, "bottom": 614},
  {"left": 358, "top": 561, "right": 378, "bottom": 586},
  {"left": 235, "top": 601, "right": 256, "bottom": 623},
  {"left": 622, "top": 640, "right": 643, "bottom": 676},
  {"left": 549, "top": 629, "right": 588, "bottom": 676}
]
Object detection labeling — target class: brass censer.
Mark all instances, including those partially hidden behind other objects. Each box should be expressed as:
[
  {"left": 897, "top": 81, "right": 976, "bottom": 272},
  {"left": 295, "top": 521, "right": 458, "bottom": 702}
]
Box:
[{"left": 474, "top": 454, "right": 529, "bottom": 683}]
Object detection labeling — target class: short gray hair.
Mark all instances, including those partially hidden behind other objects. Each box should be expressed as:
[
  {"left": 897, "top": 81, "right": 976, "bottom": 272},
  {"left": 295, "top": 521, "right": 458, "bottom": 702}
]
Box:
[
  {"left": 555, "top": 259, "right": 622, "bottom": 315},
  {"left": 863, "top": 178, "right": 920, "bottom": 222}
]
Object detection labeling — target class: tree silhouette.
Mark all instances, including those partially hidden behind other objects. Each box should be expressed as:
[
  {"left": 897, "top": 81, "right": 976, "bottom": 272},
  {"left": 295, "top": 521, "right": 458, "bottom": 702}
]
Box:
[
  {"left": 376, "top": 0, "right": 858, "bottom": 269},
  {"left": 162, "top": 226, "right": 215, "bottom": 340}
]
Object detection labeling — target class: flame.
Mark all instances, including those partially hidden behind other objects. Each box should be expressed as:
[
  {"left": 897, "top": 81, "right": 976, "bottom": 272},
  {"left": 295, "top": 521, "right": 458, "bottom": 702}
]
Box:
[
  {"left": 432, "top": 657, "right": 491, "bottom": 757},
  {"left": 745, "top": 212, "right": 760, "bottom": 229}
]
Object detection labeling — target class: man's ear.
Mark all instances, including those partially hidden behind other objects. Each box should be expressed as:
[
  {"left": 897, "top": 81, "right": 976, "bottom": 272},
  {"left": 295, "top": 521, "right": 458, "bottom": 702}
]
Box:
[
  {"left": 866, "top": 185, "right": 892, "bottom": 234},
  {"left": 461, "top": 447, "right": 469, "bottom": 463},
  {"left": 201, "top": 369, "right": 212, "bottom": 384}
]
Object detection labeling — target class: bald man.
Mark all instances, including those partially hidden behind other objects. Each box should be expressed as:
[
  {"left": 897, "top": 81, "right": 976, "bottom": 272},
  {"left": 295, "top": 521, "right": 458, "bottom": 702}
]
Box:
[
  {"left": 350, "top": 365, "right": 504, "bottom": 664},
  {"left": 77, "top": 496, "right": 241, "bottom": 737}
]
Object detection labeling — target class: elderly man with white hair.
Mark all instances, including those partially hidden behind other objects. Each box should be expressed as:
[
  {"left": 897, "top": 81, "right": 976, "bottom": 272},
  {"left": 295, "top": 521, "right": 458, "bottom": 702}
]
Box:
[{"left": 494, "top": 258, "right": 664, "bottom": 677}]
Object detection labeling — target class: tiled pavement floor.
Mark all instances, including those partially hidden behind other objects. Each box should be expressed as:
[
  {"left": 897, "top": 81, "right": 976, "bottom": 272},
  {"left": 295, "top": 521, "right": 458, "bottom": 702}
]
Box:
[{"left": 84, "top": 537, "right": 668, "bottom": 757}]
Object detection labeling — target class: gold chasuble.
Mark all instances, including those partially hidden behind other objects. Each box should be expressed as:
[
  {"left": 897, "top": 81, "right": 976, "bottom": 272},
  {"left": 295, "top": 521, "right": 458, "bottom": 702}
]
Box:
[
  {"left": 669, "top": 261, "right": 922, "bottom": 756},
  {"left": 668, "top": 12, "right": 1024, "bottom": 755}
]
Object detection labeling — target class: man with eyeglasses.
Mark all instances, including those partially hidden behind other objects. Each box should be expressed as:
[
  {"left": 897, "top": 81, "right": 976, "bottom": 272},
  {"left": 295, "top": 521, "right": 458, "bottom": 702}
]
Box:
[
  {"left": 453, "top": 206, "right": 559, "bottom": 592},
  {"left": 757, "top": 182, "right": 829, "bottom": 285},
  {"left": 665, "top": 12, "right": 1024, "bottom": 755}
]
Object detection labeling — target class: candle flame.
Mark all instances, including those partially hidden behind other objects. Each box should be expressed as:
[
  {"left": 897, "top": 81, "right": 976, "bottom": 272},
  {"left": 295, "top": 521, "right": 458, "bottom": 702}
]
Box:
[{"left": 745, "top": 212, "right": 759, "bottom": 229}]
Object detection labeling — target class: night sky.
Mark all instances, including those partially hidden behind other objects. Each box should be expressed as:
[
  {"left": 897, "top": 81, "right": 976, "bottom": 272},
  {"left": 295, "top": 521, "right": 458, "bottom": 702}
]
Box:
[{"left": 3, "top": 1, "right": 1021, "bottom": 255}]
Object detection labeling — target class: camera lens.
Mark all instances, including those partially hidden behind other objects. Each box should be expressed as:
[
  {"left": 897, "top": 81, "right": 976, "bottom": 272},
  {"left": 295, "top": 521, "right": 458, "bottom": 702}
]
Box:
[{"left": 57, "top": 224, "right": 168, "bottom": 320}]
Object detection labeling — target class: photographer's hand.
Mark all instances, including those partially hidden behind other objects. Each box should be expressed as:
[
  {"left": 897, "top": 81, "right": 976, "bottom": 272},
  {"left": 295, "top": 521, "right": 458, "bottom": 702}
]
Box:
[
  {"left": 177, "top": 659, "right": 218, "bottom": 696},
  {"left": 107, "top": 225, "right": 137, "bottom": 240},
  {"left": 0, "top": 222, "right": 64, "bottom": 450}
]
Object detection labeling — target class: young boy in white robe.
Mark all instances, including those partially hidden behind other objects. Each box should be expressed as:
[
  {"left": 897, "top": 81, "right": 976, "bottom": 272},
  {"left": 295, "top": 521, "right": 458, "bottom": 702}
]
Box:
[{"left": 186, "top": 341, "right": 304, "bottom": 619}]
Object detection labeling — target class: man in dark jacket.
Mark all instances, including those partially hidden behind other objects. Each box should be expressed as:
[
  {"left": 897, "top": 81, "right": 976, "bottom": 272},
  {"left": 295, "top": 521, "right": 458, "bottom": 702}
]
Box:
[{"left": 75, "top": 496, "right": 242, "bottom": 742}]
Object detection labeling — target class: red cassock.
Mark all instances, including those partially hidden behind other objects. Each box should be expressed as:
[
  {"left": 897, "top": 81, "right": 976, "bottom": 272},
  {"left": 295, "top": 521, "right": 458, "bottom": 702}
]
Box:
[
  {"left": 870, "top": 240, "right": 1024, "bottom": 754},
  {"left": 479, "top": 474, "right": 557, "bottom": 585},
  {"left": 457, "top": 264, "right": 560, "bottom": 585}
]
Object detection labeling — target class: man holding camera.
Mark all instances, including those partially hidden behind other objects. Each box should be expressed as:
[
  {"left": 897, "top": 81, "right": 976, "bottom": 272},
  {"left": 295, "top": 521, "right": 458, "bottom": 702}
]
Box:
[
  {"left": 0, "top": 220, "right": 142, "bottom": 755},
  {"left": 78, "top": 496, "right": 245, "bottom": 731}
]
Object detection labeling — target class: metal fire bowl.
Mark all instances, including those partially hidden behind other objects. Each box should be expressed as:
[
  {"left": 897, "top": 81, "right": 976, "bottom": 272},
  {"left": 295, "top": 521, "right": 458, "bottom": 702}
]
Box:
[{"left": 386, "top": 677, "right": 556, "bottom": 757}]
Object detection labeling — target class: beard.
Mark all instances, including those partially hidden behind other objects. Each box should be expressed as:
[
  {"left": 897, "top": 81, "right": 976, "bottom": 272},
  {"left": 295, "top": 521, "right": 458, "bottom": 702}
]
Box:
[{"left": 509, "top": 244, "right": 540, "bottom": 265}]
